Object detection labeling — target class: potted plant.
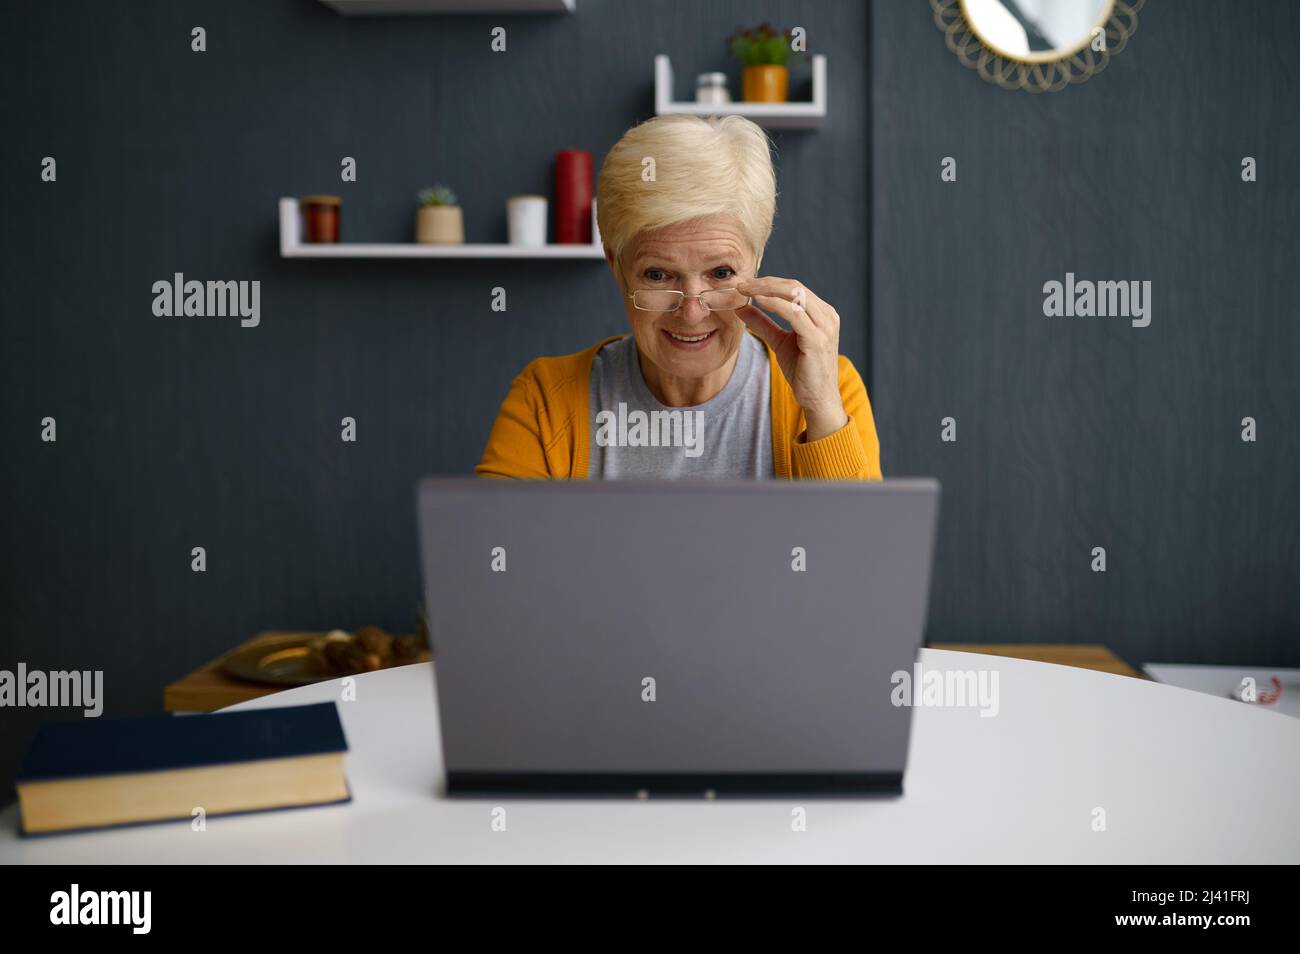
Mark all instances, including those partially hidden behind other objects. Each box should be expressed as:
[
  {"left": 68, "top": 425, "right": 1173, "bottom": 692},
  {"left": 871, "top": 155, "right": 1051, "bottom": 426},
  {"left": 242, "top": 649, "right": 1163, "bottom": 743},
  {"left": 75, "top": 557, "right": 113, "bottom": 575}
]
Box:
[
  {"left": 730, "top": 23, "right": 799, "bottom": 103},
  {"left": 415, "top": 185, "right": 464, "bottom": 245}
]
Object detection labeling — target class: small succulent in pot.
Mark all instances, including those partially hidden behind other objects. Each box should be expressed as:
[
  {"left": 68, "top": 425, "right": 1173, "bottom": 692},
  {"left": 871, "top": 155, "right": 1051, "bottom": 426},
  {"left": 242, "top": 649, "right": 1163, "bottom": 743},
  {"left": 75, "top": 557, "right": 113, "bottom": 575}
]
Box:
[
  {"left": 415, "top": 184, "right": 464, "bottom": 244},
  {"left": 730, "top": 22, "right": 802, "bottom": 102},
  {"left": 417, "top": 184, "right": 459, "bottom": 208},
  {"left": 729, "top": 22, "right": 799, "bottom": 67}
]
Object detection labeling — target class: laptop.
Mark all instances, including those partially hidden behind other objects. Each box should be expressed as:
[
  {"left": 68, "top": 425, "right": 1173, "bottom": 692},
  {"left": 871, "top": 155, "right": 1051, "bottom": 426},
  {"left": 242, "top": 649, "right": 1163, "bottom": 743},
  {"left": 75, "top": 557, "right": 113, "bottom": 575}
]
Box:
[{"left": 416, "top": 478, "right": 940, "bottom": 797}]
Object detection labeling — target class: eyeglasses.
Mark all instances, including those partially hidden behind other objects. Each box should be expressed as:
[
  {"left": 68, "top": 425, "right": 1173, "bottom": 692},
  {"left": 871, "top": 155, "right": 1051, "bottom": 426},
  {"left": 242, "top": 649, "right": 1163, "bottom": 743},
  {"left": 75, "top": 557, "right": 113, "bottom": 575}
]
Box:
[{"left": 627, "top": 288, "right": 751, "bottom": 313}]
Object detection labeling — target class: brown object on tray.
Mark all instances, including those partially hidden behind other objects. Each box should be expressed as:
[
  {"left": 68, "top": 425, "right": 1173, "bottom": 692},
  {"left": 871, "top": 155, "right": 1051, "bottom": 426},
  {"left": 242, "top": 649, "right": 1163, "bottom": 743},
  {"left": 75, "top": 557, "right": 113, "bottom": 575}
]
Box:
[
  {"left": 216, "top": 625, "right": 431, "bottom": 688},
  {"left": 392, "top": 634, "right": 425, "bottom": 665},
  {"left": 169, "top": 631, "right": 433, "bottom": 712},
  {"left": 320, "top": 637, "right": 381, "bottom": 675},
  {"left": 306, "top": 624, "right": 428, "bottom": 677},
  {"left": 354, "top": 625, "right": 394, "bottom": 658}
]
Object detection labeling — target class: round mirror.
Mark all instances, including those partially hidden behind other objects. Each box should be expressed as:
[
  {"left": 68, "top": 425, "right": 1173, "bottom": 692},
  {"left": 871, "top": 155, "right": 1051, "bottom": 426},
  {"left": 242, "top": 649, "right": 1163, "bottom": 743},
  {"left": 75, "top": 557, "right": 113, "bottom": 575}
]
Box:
[
  {"left": 932, "top": 0, "right": 1143, "bottom": 93},
  {"left": 961, "top": 0, "right": 1113, "bottom": 62}
]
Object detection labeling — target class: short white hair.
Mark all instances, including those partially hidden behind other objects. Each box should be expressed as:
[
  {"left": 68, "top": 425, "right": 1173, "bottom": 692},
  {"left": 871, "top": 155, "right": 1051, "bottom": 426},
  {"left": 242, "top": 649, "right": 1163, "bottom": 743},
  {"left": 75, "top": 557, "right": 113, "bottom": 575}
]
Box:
[{"left": 596, "top": 115, "right": 777, "bottom": 268}]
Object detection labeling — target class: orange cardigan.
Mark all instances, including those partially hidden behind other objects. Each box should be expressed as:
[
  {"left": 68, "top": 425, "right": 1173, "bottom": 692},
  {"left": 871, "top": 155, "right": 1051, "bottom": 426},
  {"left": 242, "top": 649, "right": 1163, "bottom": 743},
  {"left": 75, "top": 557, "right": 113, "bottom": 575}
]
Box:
[{"left": 476, "top": 333, "right": 883, "bottom": 480}]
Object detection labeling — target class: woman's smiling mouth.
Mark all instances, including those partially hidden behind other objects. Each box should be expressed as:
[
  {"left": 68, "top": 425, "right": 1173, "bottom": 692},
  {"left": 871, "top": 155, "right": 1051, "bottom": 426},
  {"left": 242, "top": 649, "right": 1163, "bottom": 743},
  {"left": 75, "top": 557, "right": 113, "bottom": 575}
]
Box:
[{"left": 663, "top": 328, "right": 716, "bottom": 350}]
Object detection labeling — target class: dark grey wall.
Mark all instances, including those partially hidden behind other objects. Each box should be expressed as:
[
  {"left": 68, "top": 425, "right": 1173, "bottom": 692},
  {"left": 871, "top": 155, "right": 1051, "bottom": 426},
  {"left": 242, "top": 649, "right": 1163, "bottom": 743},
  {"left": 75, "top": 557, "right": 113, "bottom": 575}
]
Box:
[
  {"left": 873, "top": 2, "right": 1300, "bottom": 663},
  {"left": 0, "top": 1, "right": 867, "bottom": 793}
]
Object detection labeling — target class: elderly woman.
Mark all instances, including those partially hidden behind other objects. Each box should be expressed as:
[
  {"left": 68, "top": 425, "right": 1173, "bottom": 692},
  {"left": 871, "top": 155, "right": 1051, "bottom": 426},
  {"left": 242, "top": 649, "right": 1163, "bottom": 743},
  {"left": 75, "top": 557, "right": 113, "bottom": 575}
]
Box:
[{"left": 477, "top": 114, "right": 881, "bottom": 480}]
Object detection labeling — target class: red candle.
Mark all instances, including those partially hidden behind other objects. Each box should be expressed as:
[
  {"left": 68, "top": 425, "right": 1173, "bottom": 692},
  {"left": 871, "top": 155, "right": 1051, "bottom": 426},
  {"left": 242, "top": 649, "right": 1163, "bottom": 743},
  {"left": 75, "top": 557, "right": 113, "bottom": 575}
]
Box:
[{"left": 554, "top": 150, "right": 592, "bottom": 245}]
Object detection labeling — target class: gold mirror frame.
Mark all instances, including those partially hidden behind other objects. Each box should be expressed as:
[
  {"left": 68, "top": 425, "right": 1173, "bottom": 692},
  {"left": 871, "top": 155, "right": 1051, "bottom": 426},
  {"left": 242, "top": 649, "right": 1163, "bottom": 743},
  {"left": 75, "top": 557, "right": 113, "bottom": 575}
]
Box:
[{"left": 930, "top": 0, "right": 1144, "bottom": 93}]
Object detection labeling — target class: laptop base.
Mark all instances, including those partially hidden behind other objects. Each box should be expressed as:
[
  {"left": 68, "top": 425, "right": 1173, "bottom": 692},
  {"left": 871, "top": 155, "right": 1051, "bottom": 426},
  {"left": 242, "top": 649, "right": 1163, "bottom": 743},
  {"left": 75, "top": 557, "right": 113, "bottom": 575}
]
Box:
[{"left": 445, "top": 771, "right": 904, "bottom": 798}]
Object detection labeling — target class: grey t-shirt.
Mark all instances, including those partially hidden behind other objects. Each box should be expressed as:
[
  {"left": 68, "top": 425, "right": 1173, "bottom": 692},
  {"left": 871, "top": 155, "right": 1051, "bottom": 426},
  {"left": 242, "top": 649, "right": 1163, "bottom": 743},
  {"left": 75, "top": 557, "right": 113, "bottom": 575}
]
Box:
[{"left": 588, "top": 333, "right": 773, "bottom": 479}]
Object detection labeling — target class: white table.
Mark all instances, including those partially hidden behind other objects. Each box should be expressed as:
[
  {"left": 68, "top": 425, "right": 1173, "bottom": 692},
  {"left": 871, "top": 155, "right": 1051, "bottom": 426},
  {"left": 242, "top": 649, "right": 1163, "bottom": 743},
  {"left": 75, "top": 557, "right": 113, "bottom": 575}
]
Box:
[{"left": 4, "top": 649, "right": 1298, "bottom": 863}]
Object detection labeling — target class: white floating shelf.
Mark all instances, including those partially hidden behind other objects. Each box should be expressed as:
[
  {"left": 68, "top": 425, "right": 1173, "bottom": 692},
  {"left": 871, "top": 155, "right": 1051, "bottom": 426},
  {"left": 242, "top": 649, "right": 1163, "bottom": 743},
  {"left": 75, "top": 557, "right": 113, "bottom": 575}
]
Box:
[
  {"left": 318, "top": 0, "right": 574, "bottom": 14},
  {"left": 278, "top": 199, "right": 604, "bottom": 260},
  {"left": 654, "top": 54, "right": 826, "bottom": 130}
]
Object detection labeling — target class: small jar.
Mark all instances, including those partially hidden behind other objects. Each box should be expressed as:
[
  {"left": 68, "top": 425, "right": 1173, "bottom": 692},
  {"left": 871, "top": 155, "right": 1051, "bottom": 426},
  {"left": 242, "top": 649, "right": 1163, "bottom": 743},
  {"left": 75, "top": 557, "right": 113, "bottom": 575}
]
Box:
[
  {"left": 695, "top": 72, "right": 731, "bottom": 105},
  {"left": 300, "top": 195, "right": 341, "bottom": 243}
]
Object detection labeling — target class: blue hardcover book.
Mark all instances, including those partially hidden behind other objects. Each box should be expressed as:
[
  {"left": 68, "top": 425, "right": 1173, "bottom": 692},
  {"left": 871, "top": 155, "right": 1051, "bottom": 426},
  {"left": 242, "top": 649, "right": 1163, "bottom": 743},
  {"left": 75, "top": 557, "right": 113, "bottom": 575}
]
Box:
[{"left": 16, "top": 702, "right": 350, "bottom": 835}]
